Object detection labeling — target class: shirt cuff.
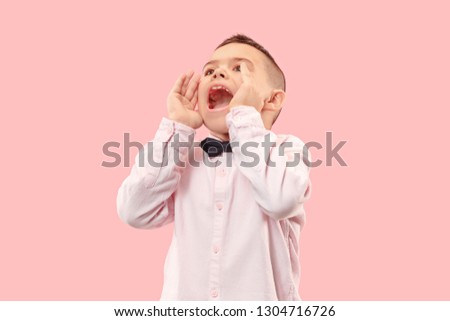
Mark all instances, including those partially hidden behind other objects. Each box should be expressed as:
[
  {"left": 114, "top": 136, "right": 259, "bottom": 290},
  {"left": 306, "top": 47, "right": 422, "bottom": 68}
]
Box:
[
  {"left": 154, "top": 117, "right": 196, "bottom": 143},
  {"left": 225, "top": 106, "right": 266, "bottom": 141}
]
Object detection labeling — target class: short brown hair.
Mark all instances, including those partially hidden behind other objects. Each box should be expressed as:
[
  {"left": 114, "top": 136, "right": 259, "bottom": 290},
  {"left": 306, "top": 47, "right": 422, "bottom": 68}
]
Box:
[{"left": 216, "top": 34, "right": 286, "bottom": 92}]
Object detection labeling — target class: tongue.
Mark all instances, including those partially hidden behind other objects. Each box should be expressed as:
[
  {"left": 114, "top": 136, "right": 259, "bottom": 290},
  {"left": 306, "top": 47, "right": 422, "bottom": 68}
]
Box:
[
  {"left": 210, "top": 90, "right": 233, "bottom": 109},
  {"left": 214, "top": 98, "right": 230, "bottom": 109}
]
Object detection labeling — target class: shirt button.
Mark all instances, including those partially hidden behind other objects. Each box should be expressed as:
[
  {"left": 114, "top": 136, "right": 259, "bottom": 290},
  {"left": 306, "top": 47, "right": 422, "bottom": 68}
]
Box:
[
  {"left": 217, "top": 168, "right": 227, "bottom": 177},
  {"left": 211, "top": 288, "right": 218, "bottom": 298},
  {"left": 213, "top": 245, "right": 220, "bottom": 254},
  {"left": 215, "top": 202, "right": 224, "bottom": 211}
]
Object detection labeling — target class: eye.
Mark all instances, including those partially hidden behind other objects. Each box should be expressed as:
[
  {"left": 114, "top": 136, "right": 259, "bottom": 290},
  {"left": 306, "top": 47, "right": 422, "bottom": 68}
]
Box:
[
  {"left": 233, "top": 65, "right": 241, "bottom": 72},
  {"left": 204, "top": 69, "right": 214, "bottom": 76}
]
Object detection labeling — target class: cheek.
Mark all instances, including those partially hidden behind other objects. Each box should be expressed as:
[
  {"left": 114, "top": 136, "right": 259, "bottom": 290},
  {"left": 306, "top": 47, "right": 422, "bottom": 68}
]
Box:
[
  {"left": 198, "top": 81, "right": 209, "bottom": 100},
  {"left": 232, "top": 74, "right": 243, "bottom": 86}
]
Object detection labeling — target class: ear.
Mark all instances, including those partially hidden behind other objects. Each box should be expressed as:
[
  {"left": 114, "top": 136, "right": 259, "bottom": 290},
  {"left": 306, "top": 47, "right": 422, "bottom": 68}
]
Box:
[
  {"left": 262, "top": 89, "right": 285, "bottom": 112},
  {"left": 260, "top": 89, "right": 285, "bottom": 129}
]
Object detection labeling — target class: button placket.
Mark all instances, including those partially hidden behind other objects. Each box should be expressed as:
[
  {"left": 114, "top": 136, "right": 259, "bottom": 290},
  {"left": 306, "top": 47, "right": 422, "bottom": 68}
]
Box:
[
  {"left": 210, "top": 288, "right": 219, "bottom": 298},
  {"left": 215, "top": 201, "right": 224, "bottom": 211},
  {"left": 208, "top": 161, "right": 228, "bottom": 300},
  {"left": 217, "top": 168, "right": 227, "bottom": 177}
]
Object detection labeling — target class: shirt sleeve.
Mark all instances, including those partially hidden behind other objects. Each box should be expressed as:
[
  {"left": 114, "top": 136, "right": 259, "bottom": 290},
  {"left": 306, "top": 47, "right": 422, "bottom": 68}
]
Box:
[
  {"left": 116, "top": 117, "right": 196, "bottom": 229},
  {"left": 226, "top": 106, "right": 311, "bottom": 221}
]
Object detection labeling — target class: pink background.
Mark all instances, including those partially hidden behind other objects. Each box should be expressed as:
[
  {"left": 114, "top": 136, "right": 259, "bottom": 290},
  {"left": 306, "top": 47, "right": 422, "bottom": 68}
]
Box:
[{"left": 1, "top": 0, "right": 449, "bottom": 300}]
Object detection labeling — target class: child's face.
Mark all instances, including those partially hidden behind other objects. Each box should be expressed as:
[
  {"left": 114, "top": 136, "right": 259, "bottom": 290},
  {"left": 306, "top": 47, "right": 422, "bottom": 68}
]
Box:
[{"left": 198, "top": 43, "right": 273, "bottom": 138}]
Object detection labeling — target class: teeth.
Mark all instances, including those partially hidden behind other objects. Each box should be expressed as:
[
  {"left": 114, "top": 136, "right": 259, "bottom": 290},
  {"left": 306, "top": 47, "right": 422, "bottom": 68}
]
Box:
[{"left": 210, "top": 85, "right": 231, "bottom": 94}]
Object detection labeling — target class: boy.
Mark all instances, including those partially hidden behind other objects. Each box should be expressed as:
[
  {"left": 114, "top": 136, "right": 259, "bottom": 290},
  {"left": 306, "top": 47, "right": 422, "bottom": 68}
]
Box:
[{"left": 117, "top": 34, "right": 311, "bottom": 300}]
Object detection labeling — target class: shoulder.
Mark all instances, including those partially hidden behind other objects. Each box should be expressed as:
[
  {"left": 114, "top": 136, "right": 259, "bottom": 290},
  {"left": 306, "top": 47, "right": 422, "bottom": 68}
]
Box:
[
  {"left": 273, "top": 133, "right": 312, "bottom": 165},
  {"left": 274, "top": 133, "right": 307, "bottom": 148}
]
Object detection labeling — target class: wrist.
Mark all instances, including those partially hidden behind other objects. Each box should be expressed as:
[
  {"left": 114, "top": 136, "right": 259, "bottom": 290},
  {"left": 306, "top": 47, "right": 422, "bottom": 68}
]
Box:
[{"left": 167, "top": 114, "right": 197, "bottom": 129}]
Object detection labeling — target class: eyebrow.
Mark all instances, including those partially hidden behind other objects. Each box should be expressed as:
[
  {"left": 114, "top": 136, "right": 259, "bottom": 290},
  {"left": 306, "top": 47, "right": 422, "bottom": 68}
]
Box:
[{"left": 202, "top": 57, "right": 254, "bottom": 70}]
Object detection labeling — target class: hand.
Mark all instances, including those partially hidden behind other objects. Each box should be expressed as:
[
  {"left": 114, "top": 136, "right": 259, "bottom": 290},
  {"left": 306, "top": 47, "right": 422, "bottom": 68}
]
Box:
[
  {"left": 167, "top": 71, "right": 203, "bottom": 129},
  {"left": 229, "top": 62, "right": 265, "bottom": 111}
]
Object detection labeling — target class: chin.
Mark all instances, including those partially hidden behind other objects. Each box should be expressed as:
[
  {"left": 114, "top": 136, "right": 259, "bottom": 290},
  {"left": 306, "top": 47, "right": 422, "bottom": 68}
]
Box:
[{"left": 203, "top": 117, "right": 229, "bottom": 138}]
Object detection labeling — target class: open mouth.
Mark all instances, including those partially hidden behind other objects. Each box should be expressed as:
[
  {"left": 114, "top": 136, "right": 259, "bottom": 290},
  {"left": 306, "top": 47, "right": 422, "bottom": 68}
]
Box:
[{"left": 208, "top": 85, "right": 233, "bottom": 111}]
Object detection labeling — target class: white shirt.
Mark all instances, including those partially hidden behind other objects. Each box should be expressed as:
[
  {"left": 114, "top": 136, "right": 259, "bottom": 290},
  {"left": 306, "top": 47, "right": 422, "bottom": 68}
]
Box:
[{"left": 117, "top": 106, "right": 311, "bottom": 300}]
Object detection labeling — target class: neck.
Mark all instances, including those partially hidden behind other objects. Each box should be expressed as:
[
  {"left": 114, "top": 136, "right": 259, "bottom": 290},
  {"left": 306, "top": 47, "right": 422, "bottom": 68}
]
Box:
[{"left": 209, "top": 131, "right": 230, "bottom": 141}]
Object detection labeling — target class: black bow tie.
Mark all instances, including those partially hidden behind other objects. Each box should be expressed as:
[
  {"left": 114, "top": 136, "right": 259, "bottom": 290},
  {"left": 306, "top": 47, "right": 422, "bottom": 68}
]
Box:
[{"left": 200, "top": 137, "right": 232, "bottom": 157}]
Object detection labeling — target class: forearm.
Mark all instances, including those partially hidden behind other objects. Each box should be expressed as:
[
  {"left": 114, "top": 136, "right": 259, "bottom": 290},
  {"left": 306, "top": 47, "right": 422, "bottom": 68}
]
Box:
[
  {"left": 226, "top": 106, "right": 311, "bottom": 220},
  {"left": 117, "top": 117, "right": 196, "bottom": 228}
]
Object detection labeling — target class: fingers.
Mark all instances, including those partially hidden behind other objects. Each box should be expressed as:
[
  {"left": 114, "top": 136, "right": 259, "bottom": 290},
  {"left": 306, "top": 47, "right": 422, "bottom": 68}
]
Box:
[
  {"left": 185, "top": 73, "right": 200, "bottom": 102},
  {"left": 169, "top": 71, "right": 200, "bottom": 110},
  {"left": 240, "top": 62, "right": 251, "bottom": 84},
  {"left": 171, "top": 70, "right": 199, "bottom": 98},
  {"left": 190, "top": 88, "right": 198, "bottom": 110},
  {"left": 170, "top": 73, "right": 187, "bottom": 95},
  {"left": 181, "top": 70, "right": 194, "bottom": 96}
]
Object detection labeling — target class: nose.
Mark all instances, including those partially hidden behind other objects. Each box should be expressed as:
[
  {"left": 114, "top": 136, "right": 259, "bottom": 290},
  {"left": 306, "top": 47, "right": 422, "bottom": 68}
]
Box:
[{"left": 212, "top": 68, "right": 227, "bottom": 79}]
